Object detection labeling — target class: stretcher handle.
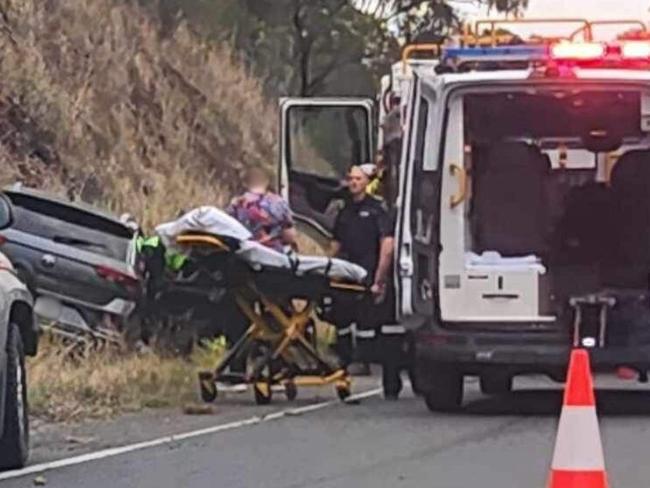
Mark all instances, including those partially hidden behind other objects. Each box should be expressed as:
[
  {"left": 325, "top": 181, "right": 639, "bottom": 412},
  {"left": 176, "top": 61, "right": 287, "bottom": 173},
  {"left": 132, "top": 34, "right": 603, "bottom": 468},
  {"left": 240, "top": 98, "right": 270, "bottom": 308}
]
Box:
[
  {"left": 449, "top": 164, "right": 468, "bottom": 209},
  {"left": 176, "top": 234, "right": 230, "bottom": 252},
  {"left": 329, "top": 282, "right": 367, "bottom": 292}
]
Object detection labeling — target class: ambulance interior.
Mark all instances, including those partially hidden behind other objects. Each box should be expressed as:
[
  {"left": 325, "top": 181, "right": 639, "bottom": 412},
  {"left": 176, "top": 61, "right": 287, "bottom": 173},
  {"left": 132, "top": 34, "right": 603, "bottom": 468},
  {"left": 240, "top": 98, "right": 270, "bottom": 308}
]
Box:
[{"left": 461, "top": 87, "right": 650, "bottom": 343}]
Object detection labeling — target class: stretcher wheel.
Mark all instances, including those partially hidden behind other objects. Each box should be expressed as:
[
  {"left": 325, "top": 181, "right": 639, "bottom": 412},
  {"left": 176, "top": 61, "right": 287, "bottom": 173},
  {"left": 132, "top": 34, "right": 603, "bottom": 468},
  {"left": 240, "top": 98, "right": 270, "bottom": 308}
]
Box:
[
  {"left": 285, "top": 381, "right": 298, "bottom": 401},
  {"left": 200, "top": 383, "right": 218, "bottom": 403},
  {"left": 248, "top": 341, "right": 274, "bottom": 405},
  {"left": 254, "top": 382, "right": 272, "bottom": 405},
  {"left": 198, "top": 372, "right": 218, "bottom": 403},
  {"left": 336, "top": 385, "right": 351, "bottom": 401}
]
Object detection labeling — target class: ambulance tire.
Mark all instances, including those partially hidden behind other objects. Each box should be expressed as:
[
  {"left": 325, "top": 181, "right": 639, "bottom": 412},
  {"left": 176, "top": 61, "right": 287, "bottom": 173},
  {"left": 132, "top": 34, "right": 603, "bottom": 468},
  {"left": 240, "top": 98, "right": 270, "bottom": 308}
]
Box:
[
  {"left": 479, "top": 372, "right": 513, "bottom": 396},
  {"left": 424, "top": 364, "right": 463, "bottom": 413}
]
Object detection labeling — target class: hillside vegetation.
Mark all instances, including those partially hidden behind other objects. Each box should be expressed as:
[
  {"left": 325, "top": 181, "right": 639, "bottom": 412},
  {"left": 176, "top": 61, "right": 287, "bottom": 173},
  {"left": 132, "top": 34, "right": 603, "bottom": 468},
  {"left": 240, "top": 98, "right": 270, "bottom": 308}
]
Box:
[
  {"left": 0, "top": 0, "right": 277, "bottom": 228},
  {"left": 0, "top": 0, "right": 527, "bottom": 229}
]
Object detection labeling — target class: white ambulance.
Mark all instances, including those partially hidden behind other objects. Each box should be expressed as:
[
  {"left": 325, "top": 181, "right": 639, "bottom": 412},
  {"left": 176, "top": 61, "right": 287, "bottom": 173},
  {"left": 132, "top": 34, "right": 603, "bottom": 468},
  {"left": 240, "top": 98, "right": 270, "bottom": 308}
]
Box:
[{"left": 279, "top": 19, "right": 650, "bottom": 411}]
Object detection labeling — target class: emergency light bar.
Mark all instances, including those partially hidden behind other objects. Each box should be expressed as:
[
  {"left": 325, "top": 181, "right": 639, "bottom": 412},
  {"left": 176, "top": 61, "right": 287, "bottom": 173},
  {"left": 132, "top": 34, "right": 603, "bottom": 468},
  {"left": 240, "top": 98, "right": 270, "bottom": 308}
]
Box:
[
  {"left": 439, "top": 40, "right": 650, "bottom": 70},
  {"left": 443, "top": 45, "right": 548, "bottom": 63},
  {"left": 621, "top": 41, "right": 650, "bottom": 59},
  {"left": 550, "top": 42, "right": 605, "bottom": 60}
]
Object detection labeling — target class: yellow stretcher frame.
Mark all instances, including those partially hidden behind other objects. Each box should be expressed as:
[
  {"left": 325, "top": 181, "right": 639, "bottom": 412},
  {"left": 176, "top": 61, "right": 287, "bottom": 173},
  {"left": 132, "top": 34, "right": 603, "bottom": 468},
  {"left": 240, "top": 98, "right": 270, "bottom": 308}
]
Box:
[{"left": 176, "top": 234, "right": 363, "bottom": 405}]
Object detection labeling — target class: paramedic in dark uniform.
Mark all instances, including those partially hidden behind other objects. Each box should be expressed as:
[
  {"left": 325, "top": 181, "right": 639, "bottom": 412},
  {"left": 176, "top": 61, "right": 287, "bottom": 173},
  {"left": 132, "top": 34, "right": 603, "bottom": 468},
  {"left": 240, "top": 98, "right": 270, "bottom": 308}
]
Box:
[{"left": 330, "top": 165, "right": 394, "bottom": 376}]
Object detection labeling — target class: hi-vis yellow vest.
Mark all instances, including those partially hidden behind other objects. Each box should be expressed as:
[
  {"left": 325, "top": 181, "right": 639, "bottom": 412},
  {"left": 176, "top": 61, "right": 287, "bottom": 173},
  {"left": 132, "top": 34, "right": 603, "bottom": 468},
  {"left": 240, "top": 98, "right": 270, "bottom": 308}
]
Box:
[{"left": 366, "top": 171, "right": 384, "bottom": 200}]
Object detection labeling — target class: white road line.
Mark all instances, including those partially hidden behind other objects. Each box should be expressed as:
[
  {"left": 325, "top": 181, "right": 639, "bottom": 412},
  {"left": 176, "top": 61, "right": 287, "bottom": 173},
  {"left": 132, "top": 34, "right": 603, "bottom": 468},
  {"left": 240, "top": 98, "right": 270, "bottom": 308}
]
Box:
[{"left": 0, "top": 387, "right": 382, "bottom": 481}]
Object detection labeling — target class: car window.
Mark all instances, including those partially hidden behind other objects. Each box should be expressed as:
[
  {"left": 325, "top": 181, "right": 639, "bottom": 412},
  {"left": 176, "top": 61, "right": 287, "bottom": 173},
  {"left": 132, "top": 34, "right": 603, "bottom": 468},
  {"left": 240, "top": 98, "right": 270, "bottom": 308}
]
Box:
[{"left": 6, "top": 193, "right": 133, "bottom": 262}]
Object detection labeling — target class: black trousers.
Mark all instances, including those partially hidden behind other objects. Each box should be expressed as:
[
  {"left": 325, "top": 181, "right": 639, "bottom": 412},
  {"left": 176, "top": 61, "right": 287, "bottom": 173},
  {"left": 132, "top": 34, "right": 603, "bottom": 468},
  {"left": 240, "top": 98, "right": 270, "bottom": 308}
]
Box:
[
  {"left": 330, "top": 285, "right": 415, "bottom": 396},
  {"left": 331, "top": 293, "right": 377, "bottom": 367},
  {"left": 374, "top": 285, "right": 416, "bottom": 397},
  {"left": 379, "top": 327, "right": 416, "bottom": 397}
]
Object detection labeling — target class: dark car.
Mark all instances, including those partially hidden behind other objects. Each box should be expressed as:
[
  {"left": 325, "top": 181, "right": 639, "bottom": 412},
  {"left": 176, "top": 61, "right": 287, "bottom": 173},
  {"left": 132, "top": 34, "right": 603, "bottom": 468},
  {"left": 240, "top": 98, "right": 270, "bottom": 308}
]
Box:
[
  {"left": 0, "top": 194, "right": 38, "bottom": 470},
  {"left": 0, "top": 184, "right": 140, "bottom": 342}
]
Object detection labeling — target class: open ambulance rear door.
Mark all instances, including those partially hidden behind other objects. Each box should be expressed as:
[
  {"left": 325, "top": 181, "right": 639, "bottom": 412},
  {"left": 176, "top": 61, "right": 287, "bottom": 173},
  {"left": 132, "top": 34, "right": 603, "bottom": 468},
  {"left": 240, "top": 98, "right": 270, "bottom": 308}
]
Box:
[
  {"left": 279, "top": 98, "right": 374, "bottom": 243},
  {"left": 395, "top": 76, "right": 441, "bottom": 321}
]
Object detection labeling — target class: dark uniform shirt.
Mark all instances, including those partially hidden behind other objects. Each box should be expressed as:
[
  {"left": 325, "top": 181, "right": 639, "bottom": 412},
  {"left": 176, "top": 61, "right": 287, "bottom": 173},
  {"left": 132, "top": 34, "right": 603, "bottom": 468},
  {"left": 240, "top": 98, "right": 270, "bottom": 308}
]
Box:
[{"left": 333, "top": 196, "right": 391, "bottom": 279}]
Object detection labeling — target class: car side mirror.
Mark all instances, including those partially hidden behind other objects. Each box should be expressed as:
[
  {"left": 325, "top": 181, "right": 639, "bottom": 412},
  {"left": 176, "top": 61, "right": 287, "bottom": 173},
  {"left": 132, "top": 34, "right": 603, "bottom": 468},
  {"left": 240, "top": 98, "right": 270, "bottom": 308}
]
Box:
[{"left": 0, "top": 194, "right": 13, "bottom": 230}]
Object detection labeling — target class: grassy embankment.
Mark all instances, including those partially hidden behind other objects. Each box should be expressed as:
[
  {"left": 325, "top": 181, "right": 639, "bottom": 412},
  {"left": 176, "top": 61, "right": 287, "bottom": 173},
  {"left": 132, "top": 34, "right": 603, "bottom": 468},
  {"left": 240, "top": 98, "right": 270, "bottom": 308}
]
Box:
[
  {"left": 28, "top": 334, "right": 225, "bottom": 422},
  {"left": 0, "top": 0, "right": 284, "bottom": 421}
]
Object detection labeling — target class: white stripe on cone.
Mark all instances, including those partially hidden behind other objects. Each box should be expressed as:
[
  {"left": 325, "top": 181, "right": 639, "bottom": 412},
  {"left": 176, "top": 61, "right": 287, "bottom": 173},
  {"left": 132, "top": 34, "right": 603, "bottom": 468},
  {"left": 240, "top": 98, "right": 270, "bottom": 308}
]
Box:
[{"left": 550, "top": 406, "right": 606, "bottom": 471}]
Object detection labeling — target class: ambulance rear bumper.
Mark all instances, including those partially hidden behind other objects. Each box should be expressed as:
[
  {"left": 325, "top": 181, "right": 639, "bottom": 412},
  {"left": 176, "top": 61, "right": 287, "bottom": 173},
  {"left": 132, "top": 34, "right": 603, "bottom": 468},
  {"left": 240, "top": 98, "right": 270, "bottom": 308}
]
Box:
[{"left": 414, "top": 323, "right": 650, "bottom": 377}]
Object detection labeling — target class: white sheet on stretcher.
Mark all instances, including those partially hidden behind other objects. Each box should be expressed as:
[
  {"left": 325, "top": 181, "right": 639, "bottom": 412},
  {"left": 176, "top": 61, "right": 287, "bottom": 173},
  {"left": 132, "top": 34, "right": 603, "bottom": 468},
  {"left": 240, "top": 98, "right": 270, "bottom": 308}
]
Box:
[
  {"left": 465, "top": 251, "right": 547, "bottom": 274},
  {"left": 156, "top": 206, "right": 252, "bottom": 243},
  {"left": 156, "top": 207, "right": 368, "bottom": 284}
]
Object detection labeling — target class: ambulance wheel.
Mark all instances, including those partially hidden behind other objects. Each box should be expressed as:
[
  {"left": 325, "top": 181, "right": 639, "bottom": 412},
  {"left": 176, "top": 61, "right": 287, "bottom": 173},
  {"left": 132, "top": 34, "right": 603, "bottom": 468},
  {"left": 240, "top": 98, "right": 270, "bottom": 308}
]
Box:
[
  {"left": 424, "top": 364, "right": 463, "bottom": 412},
  {"left": 285, "top": 381, "right": 298, "bottom": 402},
  {"left": 480, "top": 372, "right": 513, "bottom": 396},
  {"left": 254, "top": 382, "right": 272, "bottom": 405}
]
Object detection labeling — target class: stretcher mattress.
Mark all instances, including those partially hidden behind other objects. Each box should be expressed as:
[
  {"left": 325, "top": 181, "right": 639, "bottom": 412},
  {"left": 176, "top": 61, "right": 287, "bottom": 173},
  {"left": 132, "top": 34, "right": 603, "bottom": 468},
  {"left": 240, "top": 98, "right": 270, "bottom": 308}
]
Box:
[{"left": 156, "top": 207, "right": 368, "bottom": 284}]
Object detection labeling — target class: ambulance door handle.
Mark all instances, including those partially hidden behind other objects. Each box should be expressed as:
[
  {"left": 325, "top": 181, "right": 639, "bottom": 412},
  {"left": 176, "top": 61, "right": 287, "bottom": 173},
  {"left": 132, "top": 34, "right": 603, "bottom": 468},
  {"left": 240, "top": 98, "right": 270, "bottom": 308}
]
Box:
[
  {"left": 399, "top": 243, "right": 412, "bottom": 277},
  {"left": 449, "top": 164, "right": 468, "bottom": 208}
]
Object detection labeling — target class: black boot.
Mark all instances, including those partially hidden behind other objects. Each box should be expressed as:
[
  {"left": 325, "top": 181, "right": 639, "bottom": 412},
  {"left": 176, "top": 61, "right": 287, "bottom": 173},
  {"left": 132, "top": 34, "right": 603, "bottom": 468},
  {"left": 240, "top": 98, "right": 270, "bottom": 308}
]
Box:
[{"left": 382, "top": 363, "right": 402, "bottom": 400}]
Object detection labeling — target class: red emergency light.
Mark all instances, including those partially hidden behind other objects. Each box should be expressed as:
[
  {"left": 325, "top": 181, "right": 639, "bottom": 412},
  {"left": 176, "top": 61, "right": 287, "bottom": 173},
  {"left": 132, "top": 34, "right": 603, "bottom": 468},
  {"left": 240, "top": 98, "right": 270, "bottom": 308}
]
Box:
[
  {"left": 620, "top": 41, "right": 650, "bottom": 59},
  {"left": 550, "top": 42, "right": 606, "bottom": 61}
]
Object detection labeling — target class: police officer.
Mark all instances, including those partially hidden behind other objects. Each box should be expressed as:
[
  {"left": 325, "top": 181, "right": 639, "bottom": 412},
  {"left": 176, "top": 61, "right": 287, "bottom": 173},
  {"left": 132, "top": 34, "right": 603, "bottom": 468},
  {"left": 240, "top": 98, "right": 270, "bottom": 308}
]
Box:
[{"left": 330, "top": 165, "right": 394, "bottom": 376}]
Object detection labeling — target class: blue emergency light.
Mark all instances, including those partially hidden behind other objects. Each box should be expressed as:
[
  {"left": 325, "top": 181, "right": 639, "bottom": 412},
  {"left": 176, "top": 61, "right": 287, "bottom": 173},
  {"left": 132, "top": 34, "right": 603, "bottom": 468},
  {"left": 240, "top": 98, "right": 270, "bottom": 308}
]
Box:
[{"left": 442, "top": 45, "right": 549, "bottom": 64}]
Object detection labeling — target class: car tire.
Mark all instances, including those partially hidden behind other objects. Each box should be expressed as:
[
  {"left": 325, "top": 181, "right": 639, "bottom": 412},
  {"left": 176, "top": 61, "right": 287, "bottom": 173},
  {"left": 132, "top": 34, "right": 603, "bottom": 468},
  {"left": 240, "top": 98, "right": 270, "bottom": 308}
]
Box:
[
  {"left": 424, "top": 364, "right": 463, "bottom": 413},
  {"left": 479, "top": 372, "right": 513, "bottom": 396},
  {"left": 0, "top": 323, "right": 29, "bottom": 470}
]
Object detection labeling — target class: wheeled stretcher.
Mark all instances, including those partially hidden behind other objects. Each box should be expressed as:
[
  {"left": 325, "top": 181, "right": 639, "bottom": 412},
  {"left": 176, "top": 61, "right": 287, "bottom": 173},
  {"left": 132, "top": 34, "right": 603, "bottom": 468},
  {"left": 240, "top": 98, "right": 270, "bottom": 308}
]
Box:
[{"left": 155, "top": 207, "right": 368, "bottom": 404}]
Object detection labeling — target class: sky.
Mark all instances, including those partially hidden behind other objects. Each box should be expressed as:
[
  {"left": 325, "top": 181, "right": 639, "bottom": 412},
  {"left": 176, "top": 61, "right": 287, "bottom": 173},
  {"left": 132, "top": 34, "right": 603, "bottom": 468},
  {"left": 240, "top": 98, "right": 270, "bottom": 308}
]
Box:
[
  {"left": 458, "top": 0, "right": 649, "bottom": 39},
  {"left": 461, "top": 0, "right": 648, "bottom": 19}
]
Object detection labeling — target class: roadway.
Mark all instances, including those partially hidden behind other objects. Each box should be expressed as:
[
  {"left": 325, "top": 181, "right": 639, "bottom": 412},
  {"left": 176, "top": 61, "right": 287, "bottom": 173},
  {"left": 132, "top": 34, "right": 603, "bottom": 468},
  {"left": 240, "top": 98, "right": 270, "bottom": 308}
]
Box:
[{"left": 2, "top": 376, "right": 650, "bottom": 487}]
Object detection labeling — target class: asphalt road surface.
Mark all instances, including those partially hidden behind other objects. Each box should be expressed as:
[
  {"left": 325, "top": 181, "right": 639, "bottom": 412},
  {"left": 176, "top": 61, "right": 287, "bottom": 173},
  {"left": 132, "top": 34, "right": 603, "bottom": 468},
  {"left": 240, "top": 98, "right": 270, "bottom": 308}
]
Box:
[{"left": 3, "top": 376, "right": 650, "bottom": 488}]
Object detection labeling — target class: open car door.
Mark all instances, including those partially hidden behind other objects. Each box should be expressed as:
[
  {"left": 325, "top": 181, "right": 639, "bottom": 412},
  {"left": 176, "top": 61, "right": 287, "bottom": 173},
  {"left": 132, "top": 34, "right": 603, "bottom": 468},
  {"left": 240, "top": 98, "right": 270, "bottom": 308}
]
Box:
[{"left": 279, "top": 98, "right": 374, "bottom": 242}]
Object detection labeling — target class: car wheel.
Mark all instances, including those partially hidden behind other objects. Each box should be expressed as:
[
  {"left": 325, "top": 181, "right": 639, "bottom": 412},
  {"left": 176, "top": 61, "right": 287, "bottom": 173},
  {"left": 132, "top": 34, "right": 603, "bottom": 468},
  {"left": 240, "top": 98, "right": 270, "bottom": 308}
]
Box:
[
  {"left": 479, "top": 372, "right": 513, "bottom": 396},
  {"left": 423, "top": 364, "right": 463, "bottom": 413},
  {"left": 0, "top": 323, "right": 29, "bottom": 470}
]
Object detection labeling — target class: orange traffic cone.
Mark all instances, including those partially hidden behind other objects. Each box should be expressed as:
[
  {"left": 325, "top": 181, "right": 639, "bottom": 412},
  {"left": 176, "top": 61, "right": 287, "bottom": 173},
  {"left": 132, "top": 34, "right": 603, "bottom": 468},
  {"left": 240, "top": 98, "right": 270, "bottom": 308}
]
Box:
[{"left": 548, "top": 349, "right": 609, "bottom": 488}]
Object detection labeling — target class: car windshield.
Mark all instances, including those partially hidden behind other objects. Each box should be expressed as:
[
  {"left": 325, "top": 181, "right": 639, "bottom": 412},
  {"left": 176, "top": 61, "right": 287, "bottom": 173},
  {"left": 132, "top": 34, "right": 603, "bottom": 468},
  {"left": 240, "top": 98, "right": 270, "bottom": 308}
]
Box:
[{"left": 6, "top": 192, "right": 132, "bottom": 262}]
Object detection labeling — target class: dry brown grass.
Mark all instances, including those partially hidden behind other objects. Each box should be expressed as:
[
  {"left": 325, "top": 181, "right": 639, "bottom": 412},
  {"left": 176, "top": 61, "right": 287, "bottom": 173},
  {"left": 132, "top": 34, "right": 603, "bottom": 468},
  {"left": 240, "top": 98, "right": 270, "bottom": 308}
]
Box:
[
  {"left": 0, "top": 0, "right": 278, "bottom": 228},
  {"left": 27, "top": 334, "right": 223, "bottom": 423}
]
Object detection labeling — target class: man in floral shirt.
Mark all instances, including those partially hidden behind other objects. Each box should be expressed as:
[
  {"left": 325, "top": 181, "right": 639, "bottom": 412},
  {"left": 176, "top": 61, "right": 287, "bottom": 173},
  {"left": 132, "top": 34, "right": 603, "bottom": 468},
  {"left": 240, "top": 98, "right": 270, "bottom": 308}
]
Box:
[{"left": 227, "top": 165, "right": 297, "bottom": 252}]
